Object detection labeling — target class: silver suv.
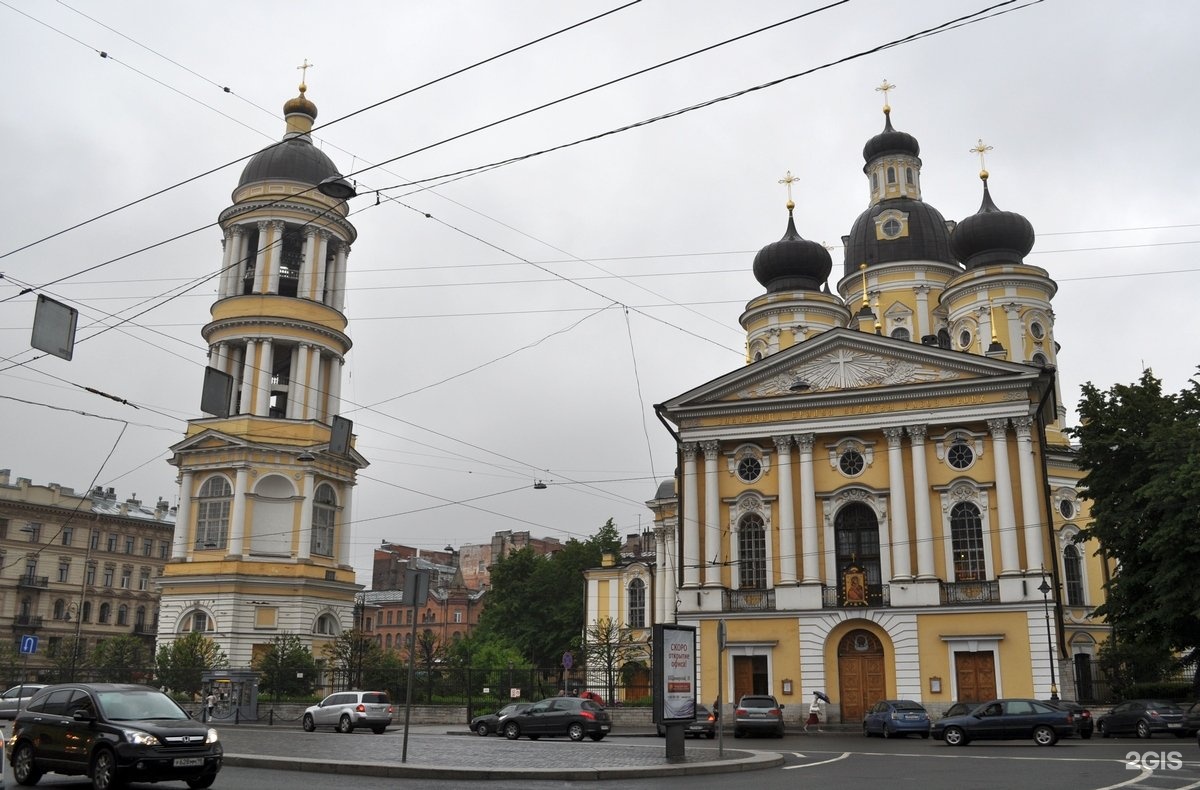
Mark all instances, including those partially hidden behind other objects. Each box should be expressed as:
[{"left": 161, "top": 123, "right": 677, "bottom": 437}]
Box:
[{"left": 302, "top": 690, "right": 393, "bottom": 734}]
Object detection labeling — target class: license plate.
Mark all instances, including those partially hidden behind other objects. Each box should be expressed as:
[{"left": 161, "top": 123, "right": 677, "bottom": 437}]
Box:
[
  {"left": 600, "top": 725, "right": 610, "bottom": 731},
  {"left": 1168, "top": 723, "right": 1182, "bottom": 728},
  {"left": 173, "top": 757, "right": 204, "bottom": 767}
]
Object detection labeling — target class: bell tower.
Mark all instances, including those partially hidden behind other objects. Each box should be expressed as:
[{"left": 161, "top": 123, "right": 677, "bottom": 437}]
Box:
[{"left": 157, "top": 74, "right": 367, "bottom": 668}]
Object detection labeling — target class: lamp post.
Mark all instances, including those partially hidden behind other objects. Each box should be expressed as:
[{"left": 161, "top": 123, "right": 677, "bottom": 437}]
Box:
[{"left": 1038, "top": 574, "right": 1059, "bottom": 701}]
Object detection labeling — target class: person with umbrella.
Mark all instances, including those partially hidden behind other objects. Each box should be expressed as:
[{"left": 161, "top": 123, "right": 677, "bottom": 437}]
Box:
[{"left": 805, "top": 691, "right": 830, "bottom": 732}]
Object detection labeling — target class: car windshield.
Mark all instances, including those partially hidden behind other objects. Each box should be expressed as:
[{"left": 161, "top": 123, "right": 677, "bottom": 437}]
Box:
[{"left": 97, "top": 690, "right": 188, "bottom": 721}]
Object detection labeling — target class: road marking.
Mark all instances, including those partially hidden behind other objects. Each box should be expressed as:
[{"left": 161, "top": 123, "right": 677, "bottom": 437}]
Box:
[
  {"left": 784, "top": 751, "right": 850, "bottom": 769},
  {"left": 1089, "top": 766, "right": 1151, "bottom": 790}
]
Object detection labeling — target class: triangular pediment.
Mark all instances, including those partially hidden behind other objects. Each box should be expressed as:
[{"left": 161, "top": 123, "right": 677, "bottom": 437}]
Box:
[
  {"left": 662, "top": 327, "right": 1045, "bottom": 413},
  {"left": 169, "top": 428, "right": 369, "bottom": 468}
]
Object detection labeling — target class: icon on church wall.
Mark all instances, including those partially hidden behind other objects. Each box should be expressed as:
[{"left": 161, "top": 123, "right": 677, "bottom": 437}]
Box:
[{"left": 843, "top": 564, "right": 868, "bottom": 606}]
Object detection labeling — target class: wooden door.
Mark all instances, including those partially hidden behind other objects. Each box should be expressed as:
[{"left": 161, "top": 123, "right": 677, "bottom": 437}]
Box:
[
  {"left": 733, "top": 655, "right": 767, "bottom": 700},
  {"left": 837, "top": 630, "right": 885, "bottom": 723},
  {"left": 954, "top": 651, "right": 997, "bottom": 702}
]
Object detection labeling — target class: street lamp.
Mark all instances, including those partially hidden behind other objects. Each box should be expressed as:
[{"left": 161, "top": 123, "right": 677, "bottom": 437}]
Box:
[{"left": 1038, "top": 574, "right": 1059, "bottom": 701}]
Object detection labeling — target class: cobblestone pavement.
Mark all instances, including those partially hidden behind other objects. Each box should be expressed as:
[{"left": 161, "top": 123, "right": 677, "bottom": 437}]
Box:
[{"left": 218, "top": 724, "right": 782, "bottom": 780}]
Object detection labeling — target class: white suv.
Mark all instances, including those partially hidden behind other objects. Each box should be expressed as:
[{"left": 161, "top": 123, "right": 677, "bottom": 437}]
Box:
[{"left": 302, "top": 690, "right": 393, "bottom": 734}]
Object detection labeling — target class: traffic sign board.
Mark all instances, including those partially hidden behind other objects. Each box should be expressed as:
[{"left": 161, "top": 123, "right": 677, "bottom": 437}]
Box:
[{"left": 19, "top": 634, "right": 38, "bottom": 655}]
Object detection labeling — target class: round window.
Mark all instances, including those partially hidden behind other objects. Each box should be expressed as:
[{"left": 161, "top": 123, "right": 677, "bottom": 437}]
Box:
[
  {"left": 839, "top": 450, "right": 865, "bottom": 477},
  {"left": 1059, "top": 499, "right": 1074, "bottom": 519},
  {"left": 1032, "top": 352, "right": 1049, "bottom": 367},
  {"left": 1030, "top": 321, "right": 1045, "bottom": 340},
  {"left": 881, "top": 217, "right": 902, "bottom": 238},
  {"left": 736, "top": 456, "right": 762, "bottom": 483},
  {"left": 947, "top": 441, "right": 974, "bottom": 470},
  {"left": 959, "top": 330, "right": 972, "bottom": 349}
]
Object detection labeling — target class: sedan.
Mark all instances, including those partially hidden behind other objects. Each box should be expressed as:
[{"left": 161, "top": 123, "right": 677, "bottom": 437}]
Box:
[
  {"left": 863, "top": 699, "right": 931, "bottom": 738},
  {"left": 1044, "top": 699, "right": 1093, "bottom": 738},
  {"left": 0, "top": 684, "right": 47, "bottom": 719},
  {"left": 656, "top": 704, "right": 717, "bottom": 738},
  {"left": 931, "top": 698, "right": 1075, "bottom": 746},
  {"left": 1096, "top": 699, "right": 1188, "bottom": 739},
  {"left": 502, "top": 697, "right": 611, "bottom": 741},
  {"left": 470, "top": 702, "right": 532, "bottom": 736}
]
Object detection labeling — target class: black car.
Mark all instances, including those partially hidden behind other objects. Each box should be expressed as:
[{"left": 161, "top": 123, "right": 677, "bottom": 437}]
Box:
[
  {"left": 1096, "top": 699, "right": 1188, "bottom": 738},
  {"left": 5, "top": 682, "right": 222, "bottom": 790},
  {"left": 656, "top": 704, "right": 718, "bottom": 738},
  {"left": 931, "top": 698, "right": 1075, "bottom": 746},
  {"left": 1044, "top": 699, "right": 1093, "bottom": 738},
  {"left": 502, "top": 697, "right": 611, "bottom": 741},
  {"left": 470, "top": 702, "right": 532, "bottom": 736}
]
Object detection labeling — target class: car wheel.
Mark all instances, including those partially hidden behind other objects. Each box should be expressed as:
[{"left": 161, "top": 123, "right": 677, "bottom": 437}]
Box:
[
  {"left": 302, "top": 714, "right": 315, "bottom": 732},
  {"left": 504, "top": 722, "right": 521, "bottom": 740},
  {"left": 1136, "top": 720, "right": 1151, "bottom": 739},
  {"left": 186, "top": 774, "right": 217, "bottom": 789},
  {"left": 337, "top": 714, "right": 354, "bottom": 734},
  {"left": 1081, "top": 730, "right": 1092, "bottom": 740},
  {"left": 706, "top": 731, "right": 716, "bottom": 739},
  {"left": 589, "top": 733, "right": 605, "bottom": 741},
  {"left": 920, "top": 732, "right": 930, "bottom": 739},
  {"left": 476, "top": 721, "right": 490, "bottom": 737},
  {"left": 734, "top": 729, "right": 744, "bottom": 738},
  {"left": 863, "top": 723, "right": 872, "bottom": 737},
  {"left": 568, "top": 723, "right": 586, "bottom": 742},
  {"left": 1098, "top": 721, "right": 1109, "bottom": 738},
  {"left": 12, "top": 740, "right": 43, "bottom": 786},
  {"left": 1033, "top": 725, "right": 1058, "bottom": 746},
  {"left": 882, "top": 724, "right": 892, "bottom": 739},
  {"left": 943, "top": 726, "right": 968, "bottom": 746},
  {"left": 91, "top": 747, "right": 125, "bottom": 790},
  {"left": 775, "top": 726, "right": 785, "bottom": 739}
]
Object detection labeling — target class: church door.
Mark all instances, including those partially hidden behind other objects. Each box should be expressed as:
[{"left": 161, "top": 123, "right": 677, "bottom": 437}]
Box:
[
  {"left": 954, "top": 651, "right": 997, "bottom": 703},
  {"left": 837, "top": 630, "right": 885, "bottom": 723},
  {"left": 733, "top": 655, "right": 768, "bottom": 700}
]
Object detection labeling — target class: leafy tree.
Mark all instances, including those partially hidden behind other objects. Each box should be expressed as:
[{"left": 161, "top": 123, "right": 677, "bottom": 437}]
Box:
[
  {"left": 409, "top": 628, "right": 445, "bottom": 702},
  {"left": 253, "top": 634, "right": 318, "bottom": 699},
  {"left": 1070, "top": 369, "right": 1200, "bottom": 692},
  {"left": 321, "top": 629, "right": 382, "bottom": 689},
  {"left": 581, "top": 616, "right": 645, "bottom": 703},
  {"left": 90, "top": 635, "right": 148, "bottom": 683},
  {"left": 45, "top": 637, "right": 89, "bottom": 683},
  {"left": 155, "top": 632, "right": 228, "bottom": 696},
  {"left": 0, "top": 641, "right": 27, "bottom": 685}
]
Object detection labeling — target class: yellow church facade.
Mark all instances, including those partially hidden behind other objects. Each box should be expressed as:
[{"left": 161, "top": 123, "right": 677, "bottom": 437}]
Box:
[{"left": 641, "top": 94, "right": 1110, "bottom": 723}]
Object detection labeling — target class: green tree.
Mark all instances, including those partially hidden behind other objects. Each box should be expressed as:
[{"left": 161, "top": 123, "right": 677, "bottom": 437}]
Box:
[
  {"left": 581, "top": 616, "right": 645, "bottom": 703},
  {"left": 321, "top": 629, "right": 382, "bottom": 689},
  {"left": 155, "top": 632, "right": 228, "bottom": 696},
  {"left": 409, "top": 628, "right": 445, "bottom": 702},
  {"left": 1070, "top": 369, "right": 1200, "bottom": 691},
  {"left": 90, "top": 635, "right": 148, "bottom": 683},
  {"left": 0, "top": 641, "right": 26, "bottom": 686},
  {"left": 45, "top": 637, "right": 89, "bottom": 683},
  {"left": 253, "top": 634, "right": 318, "bottom": 699}
]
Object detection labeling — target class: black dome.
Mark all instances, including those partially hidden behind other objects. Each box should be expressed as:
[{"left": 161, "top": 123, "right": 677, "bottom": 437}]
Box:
[
  {"left": 238, "top": 136, "right": 340, "bottom": 189},
  {"left": 863, "top": 110, "right": 919, "bottom": 163},
  {"left": 950, "top": 180, "right": 1035, "bottom": 268},
  {"left": 753, "top": 212, "right": 833, "bottom": 293},
  {"left": 843, "top": 198, "right": 957, "bottom": 278}
]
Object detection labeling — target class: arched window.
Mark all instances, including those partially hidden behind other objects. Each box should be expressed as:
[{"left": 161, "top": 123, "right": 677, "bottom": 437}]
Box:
[
  {"left": 835, "top": 502, "right": 881, "bottom": 585},
  {"left": 890, "top": 327, "right": 910, "bottom": 341},
  {"left": 628, "top": 578, "right": 646, "bottom": 628},
  {"left": 98, "top": 603, "right": 111, "bottom": 624},
  {"left": 53, "top": 599, "right": 67, "bottom": 620},
  {"left": 117, "top": 604, "right": 128, "bottom": 626},
  {"left": 950, "top": 502, "right": 985, "bottom": 581},
  {"left": 738, "top": 514, "right": 767, "bottom": 590},
  {"left": 188, "top": 611, "right": 209, "bottom": 632},
  {"left": 385, "top": 633, "right": 393, "bottom": 649},
  {"left": 311, "top": 483, "right": 337, "bottom": 557},
  {"left": 81, "top": 601, "right": 92, "bottom": 623},
  {"left": 905, "top": 166, "right": 914, "bottom": 185},
  {"left": 1064, "top": 545, "right": 1085, "bottom": 605},
  {"left": 196, "top": 476, "right": 232, "bottom": 550},
  {"left": 135, "top": 607, "right": 146, "bottom": 630},
  {"left": 886, "top": 166, "right": 896, "bottom": 184},
  {"left": 315, "top": 613, "right": 338, "bottom": 635}
]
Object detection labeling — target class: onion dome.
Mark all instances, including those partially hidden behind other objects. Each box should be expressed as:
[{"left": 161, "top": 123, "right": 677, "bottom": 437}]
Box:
[
  {"left": 842, "top": 199, "right": 956, "bottom": 277},
  {"left": 237, "top": 86, "right": 339, "bottom": 189},
  {"left": 753, "top": 207, "right": 833, "bottom": 293},
  {"left": 863, "top": 108, "right": 919, "bottom": 163},
  {"left": 950, "top": 177, "right": 1035, "bottom": 268}
]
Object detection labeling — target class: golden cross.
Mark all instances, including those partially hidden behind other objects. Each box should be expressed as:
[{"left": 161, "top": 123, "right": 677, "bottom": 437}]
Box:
[
  {"left": 778, "top": 170, "right": 799, "bottom": 209},
  {"left": 876, "top": 79, "right": 896, "bottom": 111},
  {"left": 970, "top": 138, "right": 994, "bottom": 177},
  {"left": 297, "top": 58, "right": 314, "bottom": 90}
]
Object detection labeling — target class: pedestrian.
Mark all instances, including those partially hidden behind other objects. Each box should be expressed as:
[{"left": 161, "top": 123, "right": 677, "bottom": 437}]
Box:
[
  {"left": 204, "top": 692, "right": 215, "bottom": 721},
  {"left": 805, "top": 696, "right": 822, "bottom": 733}
]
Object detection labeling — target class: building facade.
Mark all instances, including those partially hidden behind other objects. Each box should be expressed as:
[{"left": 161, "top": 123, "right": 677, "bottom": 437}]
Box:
[
  {"left": 648, "top": 95, "right": 1109, "bottom": 722},
  {"left": 156, "top": 80, "right": 368, "bottom": 668},
  {"left": 0, "top": 470, "right": 173, "bottom": 679}
]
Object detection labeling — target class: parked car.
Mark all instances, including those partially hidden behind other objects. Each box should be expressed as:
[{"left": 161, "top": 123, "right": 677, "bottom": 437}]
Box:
[
  {"left": 470, "top": 702, "right": 532, "bottom": 736},
  {"left": 733, "top": 694, "right": 785, "bottom": 738},
  {"left": 656, "top": 704, "right": 718, "bottom": 738},
  {"left": 863, "top": 699, "right": 931, "bottom": 738},
  {"left": 1096, "top": 699, "right": 1188, "bottom": 739},
  {"left": 502, "top": 696, "right": 611, "bottom": 741},
  {"left": 302, "top": 690, "right": 393, "bottom": 734},
  {"left": 1044, "top": 699, "right": 1093, "bottom": 738},
  {"left": 5, "top": 682, "right": 222, "bottom": 789},
  {"left": 1183, "top": 700, "right": 1200, "bottom": 736},
  {"left": 941, "top": 701, "right": 976, "bottom": 719},
  {"left": 931, "top": 698, "right": 1075, "bottom": 746},
  {"left": 0, "top": 684, "right": 47, "bottom": 719}
]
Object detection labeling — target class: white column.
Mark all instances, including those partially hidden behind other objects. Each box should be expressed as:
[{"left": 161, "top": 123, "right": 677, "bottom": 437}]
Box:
[
  {"left": 337, "top": 483, "right": 353, "bottom": 564},
  {"left": 654, "top": 526, "right": 667, "bottom": 623},
  {"left": 252, "top": 221, "right": 270, "bottom": 293},
  {"left": 305, "top": 347, "right": 322, "bottom": 420},
  {"left": 239, "top": 340, "right": 257, "bottom": 415},
  {"left": 172, "top": 471, "right": 193, "bottom": 559},
  {"left": 301, "top": 226, "right": 319, "bottom": 300},
  {"left": 989, "top": 418, "right": 1021, "bottom": 574},
  {"left": 228, "top": 226, "right": 247, "bottom": 296},
  {"left": 702, "top": 440, "right": 721, "bottom": 587},
  {"left": 333, "top": 244, "right": 349, "bottom": 311},
  {"left": 1013, "top": 416, "right": 1045, "bottom": 571},
  {"left": 255, "top": 339, "right": 272, "bottom": 417},
  {"left": 682, "top": 443, "right": 700, "bottom": 588},
  {"left": 314, "top": 231, "right": 330, "bottom": 304},
  {"left": 907, "top": 424, "right": 936, "bottom": 578},
  {"left": 797, "top": 433, "right": 819, "bottom": 584},
  {"left": 228, "top": 344, "right": 243, "bottom": 416},
  {"left": 289, "top": 345, "right": 309, "bottom": 420},
  {"left": 298, "top": 471, "right": 314, "bottom": 560},
  {"left": 285, "top": 345, "right": 300, "bottom": 419},
  {"left": 228, "top": 466, "right": 249, "bottom": 556},
  {"left": 884, "top": 427, "right": 912, "bottom": 580},
  {"left": 913, "top": 285, "right": 930, "bottom": 341},
  {"left": 773, "top": 435, "right": 797, "bottom": 585},
  {"left": 266, "top": 221, "right": 284, "bottom": 294},
  {"left": 327, "top": 356, "right": 343, "bottom": 417},
  {"left": 211, "top": 342, "right": 228, "bottom": 377},
  {"left": 217, "top": 228, "right": 234, "bottom": 299}
]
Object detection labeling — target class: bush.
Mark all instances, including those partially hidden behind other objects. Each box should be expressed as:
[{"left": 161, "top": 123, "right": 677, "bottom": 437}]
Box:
[{"left": 1125, "top": 682, "right": 1192, "bottom": 701}]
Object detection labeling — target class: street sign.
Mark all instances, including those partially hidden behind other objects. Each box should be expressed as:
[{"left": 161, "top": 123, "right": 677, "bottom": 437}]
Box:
[{"left": 19, "top": 635, "right": 38, "bottom": 655}]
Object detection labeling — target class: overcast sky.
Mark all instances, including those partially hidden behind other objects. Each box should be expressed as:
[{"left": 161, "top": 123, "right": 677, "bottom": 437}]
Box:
[{"left": 1, "top": 1, "right": 1195, "bottom": 585}]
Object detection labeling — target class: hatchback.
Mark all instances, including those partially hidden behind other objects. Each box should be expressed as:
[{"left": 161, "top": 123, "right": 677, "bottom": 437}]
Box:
[
  {"left": 656, "top": 704, "right": 718, "bottom": 738},
  {"left": 1096, "top": 699, "right": 1188, "bottom": 739},
  {"left": 5, "top": 682, "right": 222, "bottom": 790},
  {"left": 931, "top": 698, "right": 1075, "bottom": 746},
  {"left": 733, "top": 694, "right": 785, "bottom": 738},
  {"left": 0, "top": 684, "right": 47, "bottom": 719},
  {"left": 470, "top": 702, "right": 532, "bottom": 736},
  {"left": 863, "top": 699, "right": 931, "bottom": 738},
  {"left": 303, "top": 690, "right": 393, "bottom": 734},
  {"left": 502, "top": 697, "right": 611, "bottom": 741}
]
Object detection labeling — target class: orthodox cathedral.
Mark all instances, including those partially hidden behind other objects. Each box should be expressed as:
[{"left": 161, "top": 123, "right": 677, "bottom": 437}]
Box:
[{"left": 590, "top": 84, "right": 1109, "bottom": 722}]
